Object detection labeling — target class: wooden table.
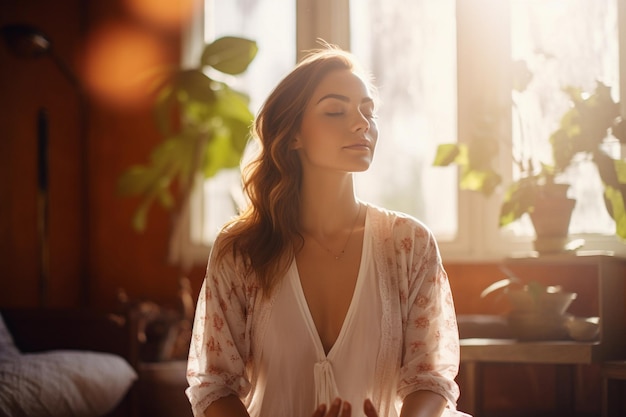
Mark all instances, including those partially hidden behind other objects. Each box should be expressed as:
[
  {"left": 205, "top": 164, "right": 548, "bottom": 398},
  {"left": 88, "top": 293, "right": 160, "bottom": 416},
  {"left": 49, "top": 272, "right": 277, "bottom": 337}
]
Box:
[
  {"left": 460, "top": 339, "right": 602, "bottom": 415},
  {"left": 459, "top": 253, "right": 626, "bottom": 416}
]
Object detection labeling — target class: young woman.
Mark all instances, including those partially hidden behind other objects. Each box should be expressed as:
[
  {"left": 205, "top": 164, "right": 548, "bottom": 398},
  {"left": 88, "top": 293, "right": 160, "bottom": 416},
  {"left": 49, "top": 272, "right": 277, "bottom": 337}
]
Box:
[{"left": 186, "top": 46, "right": 468, "bottom": 417}]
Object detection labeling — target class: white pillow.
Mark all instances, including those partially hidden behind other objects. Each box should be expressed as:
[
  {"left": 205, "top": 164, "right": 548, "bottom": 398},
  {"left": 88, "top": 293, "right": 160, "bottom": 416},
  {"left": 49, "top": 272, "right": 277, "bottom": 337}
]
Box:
[
  {"left": 0, "top": 315, "right": 19, "bottom": 360},
  {"left": 0, "top": 350, "right": 137, "bottom": 417}
]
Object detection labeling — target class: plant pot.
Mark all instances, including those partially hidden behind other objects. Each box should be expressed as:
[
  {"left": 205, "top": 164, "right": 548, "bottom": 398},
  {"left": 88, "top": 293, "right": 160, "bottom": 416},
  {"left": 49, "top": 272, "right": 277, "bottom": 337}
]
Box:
[{"left": 529, "top": 188, "right": 576, "bottom": 253}]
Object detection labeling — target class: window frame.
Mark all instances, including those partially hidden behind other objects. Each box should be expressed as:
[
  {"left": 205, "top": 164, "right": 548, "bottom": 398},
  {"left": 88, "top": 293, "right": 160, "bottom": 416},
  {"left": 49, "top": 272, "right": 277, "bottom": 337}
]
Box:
[{"left": 173, "top": 0, "right": 626, "bottom": 268}]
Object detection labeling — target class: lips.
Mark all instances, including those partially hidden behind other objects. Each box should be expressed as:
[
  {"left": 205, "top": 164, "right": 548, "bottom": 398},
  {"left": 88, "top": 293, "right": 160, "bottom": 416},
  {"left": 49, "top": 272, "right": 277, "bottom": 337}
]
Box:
[{"left": 344, "top": 140, "right": 371, "bottom": 150}]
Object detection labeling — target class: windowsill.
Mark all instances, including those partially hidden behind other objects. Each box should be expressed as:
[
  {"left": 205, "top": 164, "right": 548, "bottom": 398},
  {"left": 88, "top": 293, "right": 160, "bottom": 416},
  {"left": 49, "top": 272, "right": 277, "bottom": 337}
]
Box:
[{"left": 178, "top": 234, "right": 626, "bottom": 267}]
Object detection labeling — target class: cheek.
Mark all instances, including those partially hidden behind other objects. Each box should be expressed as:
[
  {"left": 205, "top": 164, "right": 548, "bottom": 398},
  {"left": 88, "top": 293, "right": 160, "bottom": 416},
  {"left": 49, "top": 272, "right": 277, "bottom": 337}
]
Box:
[
  {"left": 301, "top": 119, "right": 341, "bottom": 143},
  {"left": 370, "top": 124, "right": 379, "bottom": 146}
]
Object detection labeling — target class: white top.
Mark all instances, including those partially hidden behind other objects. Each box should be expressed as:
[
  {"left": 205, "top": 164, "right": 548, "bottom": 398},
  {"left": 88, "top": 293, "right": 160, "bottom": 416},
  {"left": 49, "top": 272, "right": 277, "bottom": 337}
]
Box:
[
  {"left": 186, "top": 204, "right": 470, "bottom": 417},
  {"left": 250, "top": 220, "right": 380, "bottom": 416}
]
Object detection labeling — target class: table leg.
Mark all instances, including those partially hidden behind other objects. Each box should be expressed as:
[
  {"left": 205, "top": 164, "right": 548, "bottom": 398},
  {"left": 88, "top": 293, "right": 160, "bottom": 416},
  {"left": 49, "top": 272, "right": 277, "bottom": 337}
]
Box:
[
  {"left": 460, "top": 361, "right": 482, "bottom": 416},
  {"left": 555, "top": 364, "right": 575, "bottom": 415}
]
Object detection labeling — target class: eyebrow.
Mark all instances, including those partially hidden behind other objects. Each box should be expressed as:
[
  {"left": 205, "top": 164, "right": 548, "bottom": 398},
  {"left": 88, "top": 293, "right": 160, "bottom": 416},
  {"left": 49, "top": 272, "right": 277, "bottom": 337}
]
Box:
[{"left": 316, "top": 93, "right": 374, "bottom": 105}]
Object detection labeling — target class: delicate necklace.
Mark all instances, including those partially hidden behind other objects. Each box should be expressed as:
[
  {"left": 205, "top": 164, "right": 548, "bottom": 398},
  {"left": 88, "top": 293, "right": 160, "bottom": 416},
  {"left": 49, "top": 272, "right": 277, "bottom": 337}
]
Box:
[{"left": 308, "top": 204, "right": 362, "bottom": 260}]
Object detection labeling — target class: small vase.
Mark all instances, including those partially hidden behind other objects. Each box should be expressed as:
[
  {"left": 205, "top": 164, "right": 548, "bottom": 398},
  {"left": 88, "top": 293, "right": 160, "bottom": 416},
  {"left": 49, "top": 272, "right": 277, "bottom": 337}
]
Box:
[{"left": 529, "top": 184, "right": 576, "bottom": 254}]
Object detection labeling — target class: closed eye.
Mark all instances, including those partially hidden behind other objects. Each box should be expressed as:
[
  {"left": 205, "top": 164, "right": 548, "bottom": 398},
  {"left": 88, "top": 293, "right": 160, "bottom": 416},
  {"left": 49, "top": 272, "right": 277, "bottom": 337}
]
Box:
[{"left": 325, "top": 112, "right": 345, "bottom": 117}]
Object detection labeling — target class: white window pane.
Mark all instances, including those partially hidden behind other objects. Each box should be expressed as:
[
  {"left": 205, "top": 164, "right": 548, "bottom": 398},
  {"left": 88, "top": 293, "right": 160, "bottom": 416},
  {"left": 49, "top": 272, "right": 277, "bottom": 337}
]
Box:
[
  {"left": 509, "top": 0, "right": 619, "bottom": 237},
  {"left": 350, "top": 0, "right": 458, "bottom": 239},
  {"left": 199, "top": 0, "right": 296, "bottom": 243}
]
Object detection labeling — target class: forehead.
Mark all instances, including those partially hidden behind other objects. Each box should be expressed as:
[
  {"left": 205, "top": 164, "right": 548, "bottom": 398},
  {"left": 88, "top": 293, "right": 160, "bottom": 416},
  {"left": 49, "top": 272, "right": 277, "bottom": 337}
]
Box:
[{"left": 310, "top": 69, "right": 374, "bottom": 103}]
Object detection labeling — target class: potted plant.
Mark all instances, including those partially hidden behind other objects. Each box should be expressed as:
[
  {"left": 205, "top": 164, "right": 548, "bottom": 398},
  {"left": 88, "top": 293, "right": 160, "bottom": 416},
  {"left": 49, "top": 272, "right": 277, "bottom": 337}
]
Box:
[
  {"left": 116, "top": 36, "right": 258, "bottom": 361},
  {"left": 480, "top": 269, "right": 578, "bottom": 340},
  {"left": 434, "top": 78, "right": 626, "bottom": 250},
  {"left": 117, "top": 36, "right": 257, "bottom": 234}
]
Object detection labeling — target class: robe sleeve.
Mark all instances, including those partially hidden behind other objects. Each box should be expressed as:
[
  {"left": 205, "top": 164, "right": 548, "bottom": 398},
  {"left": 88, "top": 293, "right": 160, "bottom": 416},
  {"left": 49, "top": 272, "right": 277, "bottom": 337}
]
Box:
[
  {"left": 395, "top": 219, "right": 461, "bottom": 409},
  {"left": 186, "top": 237, "right": 253, "bottom": 416}
]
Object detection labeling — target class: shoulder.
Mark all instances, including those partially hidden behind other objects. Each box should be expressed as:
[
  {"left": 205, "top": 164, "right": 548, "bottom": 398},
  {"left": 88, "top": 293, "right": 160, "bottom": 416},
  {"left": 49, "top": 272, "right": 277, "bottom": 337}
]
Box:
[
  {"left": 365, "top": 203, "right": 435, "bottom": 241},
  {"left": 208, "top": 230, "right": 249, "bottom": 279}
]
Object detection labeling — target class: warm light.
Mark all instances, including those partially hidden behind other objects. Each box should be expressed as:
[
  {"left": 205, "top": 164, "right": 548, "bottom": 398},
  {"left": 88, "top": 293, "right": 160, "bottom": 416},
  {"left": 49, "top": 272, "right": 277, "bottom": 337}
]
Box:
[
  {"left": 124, "top": 0, "right": 196, "bottom": 31},
  {"left": 82, "top": 22, "right": 169, "bottom": 109}
]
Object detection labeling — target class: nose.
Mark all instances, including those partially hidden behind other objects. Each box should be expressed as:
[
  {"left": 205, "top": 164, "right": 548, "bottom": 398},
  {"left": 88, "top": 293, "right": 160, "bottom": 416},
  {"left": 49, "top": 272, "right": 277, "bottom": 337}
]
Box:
[{"left": 353, "top": 111, "right": 370, "bottom": 132}]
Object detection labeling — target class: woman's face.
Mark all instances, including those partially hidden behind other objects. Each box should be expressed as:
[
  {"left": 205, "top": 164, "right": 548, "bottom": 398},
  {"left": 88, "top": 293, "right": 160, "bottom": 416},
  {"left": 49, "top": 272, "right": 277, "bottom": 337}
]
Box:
[{"left": 293, "top": 69, "right": 378, "bottom": 174}]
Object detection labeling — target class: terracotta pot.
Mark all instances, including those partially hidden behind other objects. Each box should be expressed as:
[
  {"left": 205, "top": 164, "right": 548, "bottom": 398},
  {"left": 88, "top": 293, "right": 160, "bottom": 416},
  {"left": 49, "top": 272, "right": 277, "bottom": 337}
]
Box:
[{"left": 529, "top": 185, "right": 576, "bottom": 253}]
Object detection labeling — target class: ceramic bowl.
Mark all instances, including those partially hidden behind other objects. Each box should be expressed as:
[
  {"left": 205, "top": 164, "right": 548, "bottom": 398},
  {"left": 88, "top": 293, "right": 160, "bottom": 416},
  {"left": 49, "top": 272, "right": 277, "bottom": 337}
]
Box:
[
  {"left": 507, "top": 288, "right": 577, "bottom": 315},
  {"left": 565, "top": 316, "right": 600, "bottom": 341}
]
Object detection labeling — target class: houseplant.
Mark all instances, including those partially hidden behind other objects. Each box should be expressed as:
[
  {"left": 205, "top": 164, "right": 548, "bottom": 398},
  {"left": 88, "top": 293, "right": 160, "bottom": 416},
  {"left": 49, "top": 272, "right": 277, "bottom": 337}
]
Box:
[
  {"left": 480, "top": 272, "right": 578, "bottom": 340},
  {"left": 118, "top": 36, "right": 257, "bottom": 233},
  {"left": 116, "top": 36, "right": 258, "bottom": 361},
  {"left": 433, "top": 80, "right": 626, "bottom": 246}
]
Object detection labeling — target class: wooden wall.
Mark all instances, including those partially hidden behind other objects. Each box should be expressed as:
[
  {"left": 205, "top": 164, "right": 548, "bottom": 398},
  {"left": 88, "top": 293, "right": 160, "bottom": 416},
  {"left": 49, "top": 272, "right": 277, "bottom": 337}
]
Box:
[{"left": 0, "top": 0, "right": 203, "bottom": 310}]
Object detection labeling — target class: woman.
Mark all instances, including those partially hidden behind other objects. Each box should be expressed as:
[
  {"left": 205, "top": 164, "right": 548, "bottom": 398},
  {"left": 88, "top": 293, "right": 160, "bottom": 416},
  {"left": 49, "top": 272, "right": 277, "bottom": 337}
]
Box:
[{"left": 186, "top": 45, "right": 468, "bottom": 417}]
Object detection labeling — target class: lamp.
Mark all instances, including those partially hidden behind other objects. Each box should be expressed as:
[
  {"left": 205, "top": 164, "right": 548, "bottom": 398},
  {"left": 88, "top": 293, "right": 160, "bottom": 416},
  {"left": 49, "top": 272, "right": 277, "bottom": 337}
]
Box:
[{"left": 1, "top": 23, "right": 90, "bottom": 307}]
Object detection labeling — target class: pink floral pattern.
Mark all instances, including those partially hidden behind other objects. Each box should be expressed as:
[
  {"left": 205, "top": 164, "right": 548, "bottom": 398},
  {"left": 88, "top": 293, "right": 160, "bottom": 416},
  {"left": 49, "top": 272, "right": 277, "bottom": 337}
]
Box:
[{"left": 186, "top": 204, "right": 465, "bottom": 417}]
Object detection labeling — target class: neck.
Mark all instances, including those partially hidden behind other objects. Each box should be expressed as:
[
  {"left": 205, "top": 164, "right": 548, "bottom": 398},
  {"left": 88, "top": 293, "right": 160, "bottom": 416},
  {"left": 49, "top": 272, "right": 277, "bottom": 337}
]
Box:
[{"left": 299, "top": 172, "right": 361, "bottom": 236}]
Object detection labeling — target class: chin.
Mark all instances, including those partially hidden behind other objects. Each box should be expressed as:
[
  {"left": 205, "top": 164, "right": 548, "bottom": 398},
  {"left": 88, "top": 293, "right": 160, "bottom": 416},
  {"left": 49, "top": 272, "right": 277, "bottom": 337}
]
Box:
[{"left": 351, "top": 160, "right": 373, "bottom": 172}]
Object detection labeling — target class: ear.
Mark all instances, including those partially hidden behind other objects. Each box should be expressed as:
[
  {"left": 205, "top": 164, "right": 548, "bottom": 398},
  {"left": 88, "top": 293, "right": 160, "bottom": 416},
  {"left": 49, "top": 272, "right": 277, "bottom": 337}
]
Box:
[{"left": 290, "top": 135, "right": 302, "bottom": 150}]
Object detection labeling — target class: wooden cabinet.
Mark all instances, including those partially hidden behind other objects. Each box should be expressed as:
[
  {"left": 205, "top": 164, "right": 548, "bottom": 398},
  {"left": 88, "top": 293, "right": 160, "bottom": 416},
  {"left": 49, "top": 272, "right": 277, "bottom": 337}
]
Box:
[{"left": 459, "top": 253, "right": 626, "bottom": 416}]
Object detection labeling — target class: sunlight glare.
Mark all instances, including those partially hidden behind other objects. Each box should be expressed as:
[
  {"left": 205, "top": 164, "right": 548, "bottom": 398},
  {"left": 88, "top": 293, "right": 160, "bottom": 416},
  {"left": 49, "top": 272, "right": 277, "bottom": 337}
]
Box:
[
  {"left": 125, "top": 0, "right": 196, "bottom": 30},
  {"left": 82, "top": 23, "right": 169, "bottom": 109}
]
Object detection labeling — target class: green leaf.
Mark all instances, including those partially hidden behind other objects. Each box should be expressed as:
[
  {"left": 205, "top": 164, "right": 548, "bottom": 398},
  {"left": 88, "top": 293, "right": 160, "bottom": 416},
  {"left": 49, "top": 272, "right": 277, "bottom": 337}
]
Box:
[
  {"left": 612, "top": 118, "right": 626, "bottom": 144},
  {"left": 202, "top": 127, "right": 245, "bottom": 178},
  {"left": 213, "top": 84, "right": 254, "bottom": 123},
  {"left": 459, "top": 168, "right": 501, "bottom": 195},
  {"left": 150, "top": 139, "right": 184, "bottom": 172},
  {"left": 223, "top": 117, "right": 252, "bottom": 153},
  {"left": 132, "top": 204, "right": 148, "bottom": 232},
  {"left": 175, "top": 69, "right": 217, "bottom": 103},
  {"left": 605, "top": 185, "right": 626, "bottom": 239},
  {"left": 615, "top": 159, "right": 626, "bottom": 184},
  {"left": 201, "top": 36, "right": 258, "bottom": 75},
  {"left": 156, "top": 188, "right": 175, "bottom": 209},
  {"left": 153, "top": 84, "right": 175, "bottom": 136},
  {"left": 433, "top": 143, "right": 461, "bottom": 166},
  {"left": 594, "top": 150, "right": 620, "bottom": 189},
  {"left": 117, "top": 166, "right": 153, "bottom": 196},
  {"left": 499, "top": 180, "right": 535, "bottom": 227}
]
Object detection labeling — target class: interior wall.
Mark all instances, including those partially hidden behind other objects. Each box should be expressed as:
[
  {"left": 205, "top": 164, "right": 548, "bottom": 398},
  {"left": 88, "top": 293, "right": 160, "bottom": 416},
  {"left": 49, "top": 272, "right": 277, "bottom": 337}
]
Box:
[
  {"left": 1, "top": 0, "right": 85, "bottom": 307},
  {"left": 0, "top": 0, "right": 205, "bottom": 310}
]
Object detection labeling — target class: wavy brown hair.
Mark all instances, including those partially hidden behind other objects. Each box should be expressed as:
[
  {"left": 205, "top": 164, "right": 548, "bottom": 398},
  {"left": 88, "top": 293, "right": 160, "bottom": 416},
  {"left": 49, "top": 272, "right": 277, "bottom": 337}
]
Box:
[{"left": 215, "top": 46, "right": 373, "bottom": 294}]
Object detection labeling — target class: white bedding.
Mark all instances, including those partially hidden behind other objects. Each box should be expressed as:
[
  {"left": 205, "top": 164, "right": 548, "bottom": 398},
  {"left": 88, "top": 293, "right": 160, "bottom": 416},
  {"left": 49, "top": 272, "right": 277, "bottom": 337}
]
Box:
[{"left": 0, "top": 315, "right": 137, "bottom": 417}]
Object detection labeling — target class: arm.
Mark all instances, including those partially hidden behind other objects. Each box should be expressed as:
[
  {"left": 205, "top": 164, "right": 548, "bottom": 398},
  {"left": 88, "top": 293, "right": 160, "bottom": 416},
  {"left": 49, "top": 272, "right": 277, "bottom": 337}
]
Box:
[
  {"left": 396, "top": 222, "right": 461, "bottom": 412},
  {"left": 186, "top": 237, "right": 253, "bottom": 416},
  {"left": 400, "top": 390, "right": 447, "bottom": 417},
  {"left": 203, "top": 394, "right": 250, "bottom": 417}
]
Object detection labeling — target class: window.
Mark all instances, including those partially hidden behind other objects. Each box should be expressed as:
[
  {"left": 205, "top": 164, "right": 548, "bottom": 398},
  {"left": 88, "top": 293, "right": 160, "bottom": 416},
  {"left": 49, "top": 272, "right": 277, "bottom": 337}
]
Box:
[
  {"left": 508, "top": 0, "right": 619, "bottom": 237},
  {"left": 350, "top": 0, "right": 458, "bottom": 240},
  {"left": 182, "top": 0, "right": 626, "bottom": 265},
  {"left": 195, "top": 0, "right": 296, "bottom": 246}
]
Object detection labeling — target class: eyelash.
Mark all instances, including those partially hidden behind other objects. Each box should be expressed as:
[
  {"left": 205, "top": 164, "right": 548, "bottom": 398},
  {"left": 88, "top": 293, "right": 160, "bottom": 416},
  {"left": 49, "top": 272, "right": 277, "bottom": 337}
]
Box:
[{"left": 325, "top": 111, "right": 378, "bottom": 119}]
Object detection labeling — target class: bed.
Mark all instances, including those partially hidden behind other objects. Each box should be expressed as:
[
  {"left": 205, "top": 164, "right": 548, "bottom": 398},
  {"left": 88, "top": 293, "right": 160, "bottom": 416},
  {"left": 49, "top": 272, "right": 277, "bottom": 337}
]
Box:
[{"left": 0, "top": 308, "right": 140, "bottom": 417}]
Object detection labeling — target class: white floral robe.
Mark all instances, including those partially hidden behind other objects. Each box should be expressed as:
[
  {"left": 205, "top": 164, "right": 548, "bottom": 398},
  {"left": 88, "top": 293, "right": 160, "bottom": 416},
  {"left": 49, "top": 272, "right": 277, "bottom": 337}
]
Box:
[{"left": 186, "top": 204, "right": 468, "bottom": 417}]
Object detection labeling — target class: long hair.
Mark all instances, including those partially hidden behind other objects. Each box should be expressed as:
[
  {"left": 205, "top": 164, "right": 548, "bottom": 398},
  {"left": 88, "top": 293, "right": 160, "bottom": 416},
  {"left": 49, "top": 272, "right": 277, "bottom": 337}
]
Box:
[{"left": 215, "top": 46, "right": 373, "bottom": 294}]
